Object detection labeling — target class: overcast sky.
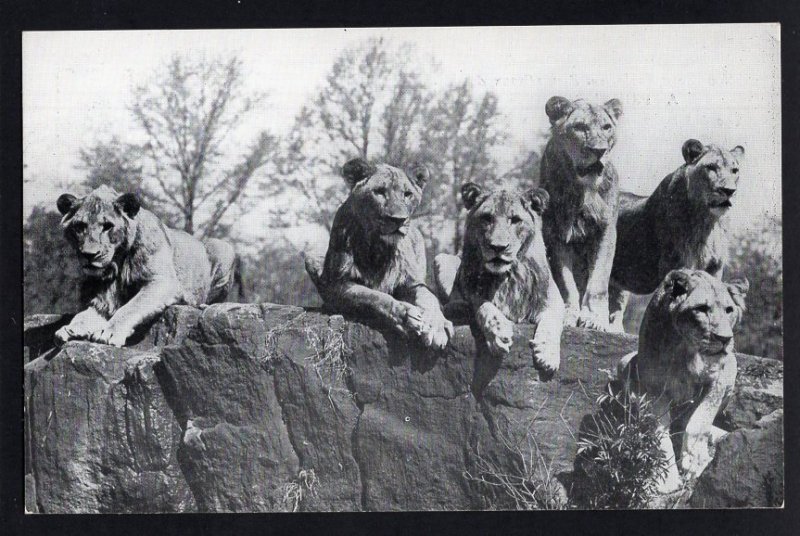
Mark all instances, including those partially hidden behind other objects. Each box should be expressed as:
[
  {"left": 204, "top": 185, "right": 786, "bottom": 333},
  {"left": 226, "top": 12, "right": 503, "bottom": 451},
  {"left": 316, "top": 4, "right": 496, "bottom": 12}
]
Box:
[{"left": 23, "top": 24, "right": 781, "bottom": 251}]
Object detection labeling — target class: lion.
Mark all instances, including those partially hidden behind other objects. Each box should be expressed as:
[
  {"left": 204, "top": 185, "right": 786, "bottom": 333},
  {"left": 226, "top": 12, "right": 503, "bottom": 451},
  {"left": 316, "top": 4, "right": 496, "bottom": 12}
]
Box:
[
  {"left": 54, "top": 185, "right": 241, "bottom": 347},
  {"left": 433, "top": 183, "right": 564, "bottom": 377},
  {"left": 609, "top": 140, "right": 745, "bottom": 332},
  {"left": 540, "top": 96, "right": 623, "bottom": 332},
  {"left": 304, "top": 158, "right": 454, "bottom": 350},
  {"left": 618, "top": 269, "right": 749, "bottom": 492}
]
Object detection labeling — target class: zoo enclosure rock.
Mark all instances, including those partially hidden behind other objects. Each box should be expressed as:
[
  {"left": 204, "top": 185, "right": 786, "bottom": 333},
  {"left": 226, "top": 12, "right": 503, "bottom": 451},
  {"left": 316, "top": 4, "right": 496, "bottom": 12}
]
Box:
[{"left": 24, "top": 304, "right": 784, "bottom": 512}]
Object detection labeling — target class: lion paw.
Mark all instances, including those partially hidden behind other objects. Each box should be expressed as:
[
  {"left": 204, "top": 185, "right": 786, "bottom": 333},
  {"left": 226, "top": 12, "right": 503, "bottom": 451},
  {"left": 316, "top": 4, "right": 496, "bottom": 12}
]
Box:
[
  {"left": 88, "top": 324, "right": 132, "bottom": 348},
  {"left": 563, "top": 307, "right": 580, "bottom": 327},
  {"left": 681, "top": 433, "right": 714, "bottom": 479},
  {"left": 476, "top": 303, "right": 514, "bottom": 357},
  {"left": 577, "top": 309, "right": 611, "bottom": 332},
  {"left": 54, "top": 325, "right": 77, "bottom": 346},
  {"left": 529, "top": 337, "right": 560, "bottom": 380},
  {"left": 420, "top": 307, "right": 454, "bottom": 350}
]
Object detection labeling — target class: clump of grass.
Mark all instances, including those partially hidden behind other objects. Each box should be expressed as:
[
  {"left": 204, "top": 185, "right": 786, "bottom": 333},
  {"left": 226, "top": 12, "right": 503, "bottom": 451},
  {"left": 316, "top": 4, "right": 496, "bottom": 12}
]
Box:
[
  {"left": 464, "top": 413, "right": 567, "bottom": 510},
  {"left": 574, "top": 384, "right": 670, "bottom": 509},
  {"left": 279, "top": 469, "right": 318, "bottom": 512}
]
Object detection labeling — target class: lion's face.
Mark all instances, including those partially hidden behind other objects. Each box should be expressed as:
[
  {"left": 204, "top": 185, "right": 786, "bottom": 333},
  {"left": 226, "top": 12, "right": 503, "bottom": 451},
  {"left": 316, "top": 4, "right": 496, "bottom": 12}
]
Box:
[
  {"left": 461, "top": 183, "right": 549, "bottom": 275},
  {"left": 546, "top": 96, "right": 623, "bottom": 182},
  {"left": 342, "top": 159, "right": 429, "bottom": 245},
  {"left": 57, "top": 186, "right": 141, "bottom": 277},
  {"left": 681, "top": 139, "right": 745, "bottom": 218},
  {"left": 659, "top": 269, "right": 749, "bottom": 358}
]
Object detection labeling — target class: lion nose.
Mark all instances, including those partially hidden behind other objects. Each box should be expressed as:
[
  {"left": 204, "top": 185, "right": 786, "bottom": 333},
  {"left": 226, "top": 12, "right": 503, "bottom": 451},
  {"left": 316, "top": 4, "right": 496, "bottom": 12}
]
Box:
[
  {"left": 712, "top": 333, "right": 732, "bottom": 346},
  {"left": 720, "top": 187, "right": 736, "bottom": 197},
  {"left": 81, "top": 250, "right": 101, "bottom": 262},
  {"left": 489, "top": 242, "right": 509, "bottom": 254},
  {"left": 385, "top": 215, "right": 407, "bottom": 226},
  {"left": 589, "top": 148, "right": 607, "bottom": 159}
]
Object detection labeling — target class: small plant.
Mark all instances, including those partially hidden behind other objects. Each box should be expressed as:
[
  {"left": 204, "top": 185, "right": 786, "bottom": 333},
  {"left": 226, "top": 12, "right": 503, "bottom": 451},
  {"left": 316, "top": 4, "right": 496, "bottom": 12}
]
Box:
[
  {"left": 574, "top": 384, "right": 670, "bottom": 509},
  {"left": 279, "top": 469, "right": 318, "bottom": 512},
  {"left": 464, "top": 412, "right": 566, "bottom": 510}
]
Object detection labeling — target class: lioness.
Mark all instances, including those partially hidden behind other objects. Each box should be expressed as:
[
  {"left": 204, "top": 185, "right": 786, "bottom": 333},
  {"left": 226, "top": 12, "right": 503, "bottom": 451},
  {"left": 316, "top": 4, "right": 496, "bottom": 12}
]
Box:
[
  {"left": 305, "top": 158, "right": 454, "bottom": 349},
  {"left": 54, "top": 185, "right": 240, "bottom": 347},
  {"left": 619, "top": 269, "right": 748, "bottom": 492},
  {"left": 609, "top": 140, "right": 745, "bottom": 331},
  {"left": 540, "top": 96, "right": 623, "bottom": 332},
  {"left": 434, "top": 183, "right": 564, "bottom": 376}
]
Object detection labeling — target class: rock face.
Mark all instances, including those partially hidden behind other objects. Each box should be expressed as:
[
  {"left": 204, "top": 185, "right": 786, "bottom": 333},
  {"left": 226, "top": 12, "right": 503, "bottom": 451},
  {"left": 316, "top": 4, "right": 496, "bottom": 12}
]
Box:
[{"left": 24, "top": 304, "right": 784, "bottom": 512}]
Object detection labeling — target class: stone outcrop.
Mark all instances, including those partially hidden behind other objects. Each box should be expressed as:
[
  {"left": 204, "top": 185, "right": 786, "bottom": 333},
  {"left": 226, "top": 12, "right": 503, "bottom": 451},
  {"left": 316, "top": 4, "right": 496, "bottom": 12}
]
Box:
[{"left": 24, "top": 304, "right": 784, "bottom": 512}]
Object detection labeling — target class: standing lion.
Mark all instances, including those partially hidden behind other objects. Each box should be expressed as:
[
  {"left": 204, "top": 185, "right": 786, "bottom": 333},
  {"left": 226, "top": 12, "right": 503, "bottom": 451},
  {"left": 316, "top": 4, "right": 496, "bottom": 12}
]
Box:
[
  {"left": 540, "top": 96, "right": 623, "bottom": 332},
  {"left": 433, "top": 183, "right": 564, "bottom": 377},
  {"left": 304, "top": 158, "right": 454, "bottom": 350},
  {"left": 609, "top": 140, "right": 745, "bottom": 331},
  {"left": 618, "top": 269, "right": 748, "bottom": 492},
  {"left": 54, "top": 185, "right": 241, "bottom": 347}
]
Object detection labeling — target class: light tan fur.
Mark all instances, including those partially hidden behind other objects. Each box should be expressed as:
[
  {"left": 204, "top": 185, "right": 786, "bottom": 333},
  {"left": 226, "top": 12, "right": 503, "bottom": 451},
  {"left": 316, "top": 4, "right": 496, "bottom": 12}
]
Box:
[
  {"left": 305, "top": 159, "right": 453, "bottom": 349},
  {"left": 540, "top": 96, "right": 623, "bottom": 332},
  {"left": 434, "top": 183, "right": 564, "bottom": 377},
  {"left": 619, "top": 269, "right": 749, "bottom": 492},
  {"left": 609, "top": 140, "right": 744, "bottom": 332},
  {"left": 54, "top": 185, "right": 239, "bottom": 347}
]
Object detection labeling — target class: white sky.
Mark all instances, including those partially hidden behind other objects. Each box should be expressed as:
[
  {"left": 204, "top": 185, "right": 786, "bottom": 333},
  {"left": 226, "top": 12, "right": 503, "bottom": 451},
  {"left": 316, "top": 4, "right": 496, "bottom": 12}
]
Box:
[{"left": 23, "top": 25, "right": 781, "bottom": 254}]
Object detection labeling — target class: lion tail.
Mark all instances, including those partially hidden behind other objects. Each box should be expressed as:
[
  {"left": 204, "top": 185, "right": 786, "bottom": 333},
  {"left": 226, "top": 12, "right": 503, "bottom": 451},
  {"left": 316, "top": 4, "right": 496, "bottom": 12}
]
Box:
[{"left": 233, "top": 254, "right": 246, "bottom": 302}]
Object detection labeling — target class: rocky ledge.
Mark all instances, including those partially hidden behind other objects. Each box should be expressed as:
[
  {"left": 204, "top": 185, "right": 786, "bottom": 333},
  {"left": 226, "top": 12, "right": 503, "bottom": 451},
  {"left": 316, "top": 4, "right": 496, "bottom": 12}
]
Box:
[{"left": 24, "top": 304, "right": 783, "bottom": 512}]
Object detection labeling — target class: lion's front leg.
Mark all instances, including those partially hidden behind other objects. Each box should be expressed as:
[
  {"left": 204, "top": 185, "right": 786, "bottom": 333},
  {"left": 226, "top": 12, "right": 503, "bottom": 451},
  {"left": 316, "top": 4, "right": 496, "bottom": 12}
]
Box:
[
  {"left": 652, "top": 397, "right": 682, "bottom": 494},
  {"left": 680, "top": 359, "right": 737, "bottom": 479},
  {"left": 410, "top": 285, "right": 455, "bottom": 350},
  {"left": 550, "top": 245, "right": 581, "bottom": 327},
  {"left": 578, "top": 225, "right": 616, "bottom": 331},
  {"left": 54, "top": 307, "right": 108, "bottom": 345},
  {"left": 475, "top": 302, "right": 515, "bottom": 358},
  {"left": 529, "top": 278, "right": 565, "bottom": 379},
  {"left": 89, "top": 279, "right": 180, "bottom": 347},
  {"left": 608, "top": 282, "right": 630, "bottom": 334}
]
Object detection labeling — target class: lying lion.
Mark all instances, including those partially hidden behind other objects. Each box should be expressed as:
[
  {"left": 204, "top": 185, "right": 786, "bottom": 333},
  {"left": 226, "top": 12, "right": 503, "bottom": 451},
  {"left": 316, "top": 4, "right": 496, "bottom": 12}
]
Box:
[
  {"left": 54, "top": 185, "right": 241, "bottom": 347},
  {"left": 609, "top": 139, "right": 745, "bottom": 331},
  {"left": 305, "top": 158, "right": 453, "bottom": 349},
  {"left": 434, "top": 183, "right": 564, "bottom": 377},
  {"left": 619, "top": 269, "right": 748, "bottom": 492}
]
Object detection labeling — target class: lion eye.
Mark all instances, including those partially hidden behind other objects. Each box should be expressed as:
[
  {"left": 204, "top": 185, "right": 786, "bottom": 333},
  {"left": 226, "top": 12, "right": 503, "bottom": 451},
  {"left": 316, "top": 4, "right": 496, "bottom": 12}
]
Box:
[
  {"left": 374, "top": 187, "right": 387, "bottom": 197},
  {"left": 725, "top": 306, "right": 735, "bottom": 314},
  {"left": 71, "top": 222, "right": 87, "bottom": 234},
  {"left": 404, "top": 191, "right": 413, "bottom": 198},
  {"left": 572, "top": 123, "right": 589, "bottom": 132},
  {"left": 480, "top": 213, "right": 493, "bottom": 224},
  {"left": 602, "top": 123, "right": 612, "bottom": 131},
  {"left": 102, "top": 222, "right": 114, "bottom": 232},
  {"left": 694, "top": 304, "right": 711, "bottom": 314},
  {"left": 731, "top": 167, "right": 739, "bottom": 174},
  {"left": 707, "top": 164, "right": 719, "bottom": 173},
  {"left": 510, "top": 215, "right": 523, "bottom": 225}
]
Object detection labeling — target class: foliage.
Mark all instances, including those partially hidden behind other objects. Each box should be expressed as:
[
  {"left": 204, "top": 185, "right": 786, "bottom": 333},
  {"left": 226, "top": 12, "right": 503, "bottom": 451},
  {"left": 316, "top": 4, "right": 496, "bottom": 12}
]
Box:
[
  {"left": 574, "top": 384, "right": 670, "bottom": 509},
  {"left": 242, "top": 239, "right": 322, "bottom": 308},
  {"left": 23, "top": 207, "right": 82, "bottom": 314},
  {"left": 278, "top": 469, "right": 318, "bottom": 512},
  {"left": 128, "top": 54, "right": 279, "bottom": 238},
  {"left": 728, "top": 215, "right": 782, "bottom": 359}
]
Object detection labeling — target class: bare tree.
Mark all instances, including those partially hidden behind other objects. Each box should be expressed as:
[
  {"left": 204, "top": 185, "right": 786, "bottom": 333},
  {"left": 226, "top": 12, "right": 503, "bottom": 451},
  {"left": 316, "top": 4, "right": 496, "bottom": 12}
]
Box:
[{"left": 131, "top": 54, "right": 279, "bottom": 238}]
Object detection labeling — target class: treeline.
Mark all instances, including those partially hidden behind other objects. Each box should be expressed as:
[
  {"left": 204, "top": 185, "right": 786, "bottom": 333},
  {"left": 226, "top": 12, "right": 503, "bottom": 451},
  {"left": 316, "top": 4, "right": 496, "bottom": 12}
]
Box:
[{"left": 22, "top": 38, "right": 782, "bottom": 359}]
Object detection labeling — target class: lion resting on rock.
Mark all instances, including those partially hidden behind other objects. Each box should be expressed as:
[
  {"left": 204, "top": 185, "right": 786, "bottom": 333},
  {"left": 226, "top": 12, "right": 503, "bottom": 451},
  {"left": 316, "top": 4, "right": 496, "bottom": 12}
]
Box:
[
  {"left": 54, "top": 185, "right": 240, "bottom": 347},
  {"left": 609, "top": 140, "right": 745, "bottom": 331},
  {"left": 434, "top": 183, "right": 564, "bottom": 377},
  {"left": 619, "top": 269, "right": 749, "bottom": 492},
  {"left": 305, "top": 158, "right": 454, "bottom": 350},
  {"left": 540, "top": 96, "right": 623, "bottom": 332}
]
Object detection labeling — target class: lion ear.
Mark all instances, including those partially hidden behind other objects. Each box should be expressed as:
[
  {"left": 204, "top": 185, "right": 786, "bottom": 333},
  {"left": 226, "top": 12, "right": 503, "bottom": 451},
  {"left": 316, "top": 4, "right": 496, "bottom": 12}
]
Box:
[
  {"left": 407, "top": 162, "right": 430, "bottom": 189},
  {"left": 461, "top": 182, "right": 484, "bottom": 210},
  {"left": 682, "top": 139, "right": 705, "bottom": 164},
  {"left": 114, "top": 193, "right": 141, "bottom": 219},
  {"left": 604, "top": 98, "right": 623, "bottom": 121},
  {"left": 545, "top": 96, "right": 574, "bottom": 124},
  {"left": 342, "top": 158, "right": 375, "bottom": 189},
  {"left": 730, "top": 146, "right": 745, "bottom": 160},
  {"left": 526, "top": 187, "right": 549, "bottom": 215},
  {"left": 727, "top": 277, "right": 750, "bottom": 311},
  {"left": 57, "top": 193, "right": 78, "bottom": 216},
  {"left": 665, "top": 270, "right": 691, "bottom": 300}
]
